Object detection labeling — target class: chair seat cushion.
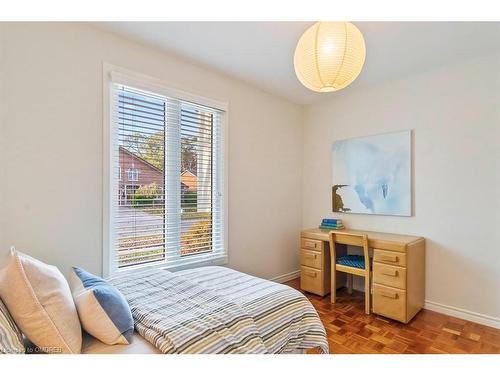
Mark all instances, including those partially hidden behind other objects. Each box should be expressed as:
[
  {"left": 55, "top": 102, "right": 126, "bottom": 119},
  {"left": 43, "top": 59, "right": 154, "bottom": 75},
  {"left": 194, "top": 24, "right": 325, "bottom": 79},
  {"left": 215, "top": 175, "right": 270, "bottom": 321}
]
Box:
[{"left": 336, "top": 255, "right": 365, "bottom": 269}]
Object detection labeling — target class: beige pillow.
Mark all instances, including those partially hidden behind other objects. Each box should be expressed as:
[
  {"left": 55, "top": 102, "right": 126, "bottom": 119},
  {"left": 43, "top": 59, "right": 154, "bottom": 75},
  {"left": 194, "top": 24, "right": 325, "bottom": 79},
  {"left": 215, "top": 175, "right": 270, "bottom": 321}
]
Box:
[{"left": 0, "top": 249, "right": 82, "bottom": 354}]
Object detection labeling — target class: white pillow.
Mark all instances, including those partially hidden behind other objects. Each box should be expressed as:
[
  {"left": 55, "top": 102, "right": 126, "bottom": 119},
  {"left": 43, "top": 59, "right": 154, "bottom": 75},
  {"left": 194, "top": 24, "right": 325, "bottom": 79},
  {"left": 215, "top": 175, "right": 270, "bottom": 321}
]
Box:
[{"left": 0, "top": 250, "right": 82, "bottom": 354}]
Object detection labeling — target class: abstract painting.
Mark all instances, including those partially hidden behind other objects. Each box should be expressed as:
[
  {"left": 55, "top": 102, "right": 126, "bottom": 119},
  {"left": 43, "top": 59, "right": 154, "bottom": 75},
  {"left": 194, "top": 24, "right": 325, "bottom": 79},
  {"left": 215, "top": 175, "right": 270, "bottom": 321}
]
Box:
[{"left": 332, "top": 130, "right": 412, "bottom": 216}]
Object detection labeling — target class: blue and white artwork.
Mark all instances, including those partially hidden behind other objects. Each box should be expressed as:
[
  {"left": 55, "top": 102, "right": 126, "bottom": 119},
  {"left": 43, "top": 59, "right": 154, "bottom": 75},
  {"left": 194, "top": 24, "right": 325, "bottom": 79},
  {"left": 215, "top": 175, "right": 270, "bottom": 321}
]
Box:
[{"left": 332, "top": 130, "right": 412, "bottom": 216}]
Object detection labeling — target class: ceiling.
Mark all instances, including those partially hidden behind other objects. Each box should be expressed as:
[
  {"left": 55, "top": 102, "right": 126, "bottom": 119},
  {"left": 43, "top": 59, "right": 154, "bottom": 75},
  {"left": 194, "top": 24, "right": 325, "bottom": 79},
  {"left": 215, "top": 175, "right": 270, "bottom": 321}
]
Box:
[{"left": 96, "top": 22, "right": 500, "bottom": 105}]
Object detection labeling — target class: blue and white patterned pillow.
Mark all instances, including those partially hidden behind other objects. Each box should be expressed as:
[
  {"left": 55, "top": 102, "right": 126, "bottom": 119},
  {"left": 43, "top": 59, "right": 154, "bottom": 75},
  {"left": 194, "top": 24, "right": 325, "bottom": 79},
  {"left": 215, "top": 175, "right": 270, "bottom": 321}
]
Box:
[
  {"left": 69, "top": 267, "right": 134, "bottom": 345},
  {"left": 0, "top": 299, "right": 24, "bottom": 354}
]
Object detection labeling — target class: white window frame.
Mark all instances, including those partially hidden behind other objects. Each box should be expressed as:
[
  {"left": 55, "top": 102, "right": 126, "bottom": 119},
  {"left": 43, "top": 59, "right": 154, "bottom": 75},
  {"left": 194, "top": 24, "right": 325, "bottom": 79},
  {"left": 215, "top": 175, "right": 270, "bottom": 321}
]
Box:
[
  {"left": 102, "top": 63, "right": 229, "bottom": 277},
  {"left": 127, "top": 168, "right": 139, "bottom": 182}
]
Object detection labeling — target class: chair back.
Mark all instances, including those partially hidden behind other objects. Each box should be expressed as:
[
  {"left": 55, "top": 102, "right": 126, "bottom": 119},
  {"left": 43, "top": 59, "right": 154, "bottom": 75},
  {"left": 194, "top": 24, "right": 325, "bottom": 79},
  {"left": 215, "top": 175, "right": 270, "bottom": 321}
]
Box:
[{"left": 329, "top": 231, "right": 370, "bottom": 271}]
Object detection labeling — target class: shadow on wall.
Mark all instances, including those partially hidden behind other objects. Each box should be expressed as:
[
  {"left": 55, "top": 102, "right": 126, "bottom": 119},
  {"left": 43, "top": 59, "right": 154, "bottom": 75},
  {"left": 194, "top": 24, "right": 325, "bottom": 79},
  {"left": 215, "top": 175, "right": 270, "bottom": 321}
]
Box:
[{"left": 0, "top": 248, "right": 12, "bottom": 270}]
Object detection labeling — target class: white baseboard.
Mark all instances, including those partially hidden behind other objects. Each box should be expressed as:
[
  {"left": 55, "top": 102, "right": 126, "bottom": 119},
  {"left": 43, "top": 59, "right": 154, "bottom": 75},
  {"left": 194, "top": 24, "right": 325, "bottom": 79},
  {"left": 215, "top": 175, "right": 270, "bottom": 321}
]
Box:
[
  {"left": 272, "top": 270, "right": 500, "bottom": 329},
  {"left": 270, "top": 270, "right": 300, "bottom": 284},
  {"left": 341, "top": 291, "right": 500, "bottom": 330},
  {"left": 424, "top": 300, "right": 500, "bottom": 329}
]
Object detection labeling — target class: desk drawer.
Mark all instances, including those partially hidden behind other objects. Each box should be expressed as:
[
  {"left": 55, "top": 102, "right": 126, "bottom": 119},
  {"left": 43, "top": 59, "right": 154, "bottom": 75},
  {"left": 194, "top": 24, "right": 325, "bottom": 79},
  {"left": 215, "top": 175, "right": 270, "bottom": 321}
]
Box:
[
  {"left": 300, "top": 249, "right": 323, "bottom": 269},
  {"left": 300, "top": 266, "right": 324, "bottom": 295},
  {"left": 373, "top": 263, "right": 406, "bottom": 290},
  {"left": 373, "top": 284, "right": 407, "bottom": 322},
  {"left": 301, "top": 238, "right": 323, "bottom": 251},
  {"left": 373, "top": 249, "right": 406, "bottom": 267}
]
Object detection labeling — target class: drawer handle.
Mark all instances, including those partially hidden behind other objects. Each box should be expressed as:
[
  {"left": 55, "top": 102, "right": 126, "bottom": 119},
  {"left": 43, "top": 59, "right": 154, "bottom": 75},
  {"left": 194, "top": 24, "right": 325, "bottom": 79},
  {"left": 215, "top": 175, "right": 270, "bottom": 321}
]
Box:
[
  {"left": 381, "top": 269, "right": 398, "bottom": 277},
  {"left": 304, "top": 270, "right": 317, "bottom": 278},
  {"left": 305, "top": 241, "right": 317, "bottom": 249},
  {"left": 379, "top": 255, "right": 398, "bottom": 263},
  {"left": 380, "top": 290, "right": 398, "bottom": 299},
  {"left": 304, "top": 253, "right": 318, "bottom": 259}
]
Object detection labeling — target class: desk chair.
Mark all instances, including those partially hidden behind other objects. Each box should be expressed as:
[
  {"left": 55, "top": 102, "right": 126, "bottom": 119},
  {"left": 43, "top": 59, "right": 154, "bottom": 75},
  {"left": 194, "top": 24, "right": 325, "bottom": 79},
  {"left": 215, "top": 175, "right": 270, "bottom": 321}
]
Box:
[{"left": 329, "top": 231, "right": 371, "bottom": 314}]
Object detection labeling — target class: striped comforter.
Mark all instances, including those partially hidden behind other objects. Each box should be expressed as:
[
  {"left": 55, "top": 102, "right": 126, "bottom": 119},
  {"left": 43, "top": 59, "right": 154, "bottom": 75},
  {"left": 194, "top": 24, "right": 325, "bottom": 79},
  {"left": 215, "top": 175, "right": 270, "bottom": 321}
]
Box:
[{"left": 109, "top": 266, "right": 328, "bottom": 354}]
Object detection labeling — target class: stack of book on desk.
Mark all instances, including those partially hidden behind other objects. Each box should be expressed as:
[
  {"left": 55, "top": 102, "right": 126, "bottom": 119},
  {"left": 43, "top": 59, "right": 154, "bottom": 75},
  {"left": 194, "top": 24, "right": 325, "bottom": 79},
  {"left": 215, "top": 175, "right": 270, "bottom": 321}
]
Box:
[{"left": 318, "top": 218, "right": 345, "bottom": 230}]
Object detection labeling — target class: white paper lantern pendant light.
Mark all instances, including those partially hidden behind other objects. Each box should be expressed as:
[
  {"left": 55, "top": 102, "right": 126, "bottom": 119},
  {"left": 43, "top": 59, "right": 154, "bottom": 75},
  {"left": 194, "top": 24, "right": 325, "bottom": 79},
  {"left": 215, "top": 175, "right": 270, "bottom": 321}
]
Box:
[{"left": 294, "top": 22, "right": 366, "bottom": 92}]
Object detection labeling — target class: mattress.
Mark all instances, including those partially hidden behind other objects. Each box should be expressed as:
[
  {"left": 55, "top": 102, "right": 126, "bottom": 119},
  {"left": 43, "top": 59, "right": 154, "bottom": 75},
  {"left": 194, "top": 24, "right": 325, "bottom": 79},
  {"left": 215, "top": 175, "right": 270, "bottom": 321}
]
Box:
[
  {"left": 108, "top": 266, "right": 329, "bottom": 354},
  {"left": 82, "top": 332, "right": 160, "bottom": 354}
]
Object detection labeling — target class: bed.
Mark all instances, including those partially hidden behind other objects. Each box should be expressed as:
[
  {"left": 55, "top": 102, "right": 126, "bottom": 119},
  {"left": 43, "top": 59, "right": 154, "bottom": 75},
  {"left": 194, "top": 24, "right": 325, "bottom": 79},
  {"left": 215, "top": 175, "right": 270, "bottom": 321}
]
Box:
[{"left": 103, "top": 266, "right": 329, "bottom": 354}]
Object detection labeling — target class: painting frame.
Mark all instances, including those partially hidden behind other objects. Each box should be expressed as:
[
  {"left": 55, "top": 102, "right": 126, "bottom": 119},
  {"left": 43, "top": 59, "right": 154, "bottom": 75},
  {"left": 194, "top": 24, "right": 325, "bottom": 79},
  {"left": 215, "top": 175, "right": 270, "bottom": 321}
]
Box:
[{"left": 332, "top": 130, "right": 412, "bottom": 217}]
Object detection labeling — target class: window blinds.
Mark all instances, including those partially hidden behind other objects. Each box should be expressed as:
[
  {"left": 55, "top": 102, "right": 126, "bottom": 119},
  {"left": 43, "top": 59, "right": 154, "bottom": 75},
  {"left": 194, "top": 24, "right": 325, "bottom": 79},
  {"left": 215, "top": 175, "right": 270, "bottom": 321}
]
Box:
[{"left": 110, "top": 83, "right": 225, "bottom": 272}]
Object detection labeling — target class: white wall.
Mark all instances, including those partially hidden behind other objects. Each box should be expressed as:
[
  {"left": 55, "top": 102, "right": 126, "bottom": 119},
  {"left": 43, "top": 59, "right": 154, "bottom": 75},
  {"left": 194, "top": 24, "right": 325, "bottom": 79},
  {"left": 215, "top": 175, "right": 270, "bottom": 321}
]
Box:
[
  {"left": 1, "top": 22, "right": 499, "bottom": 325},
  {"left": 0, "top": 23, "right": 303, "bottom": 280},
  {"left": 303, "top": 53, "right": 500, "bottom": 321}
]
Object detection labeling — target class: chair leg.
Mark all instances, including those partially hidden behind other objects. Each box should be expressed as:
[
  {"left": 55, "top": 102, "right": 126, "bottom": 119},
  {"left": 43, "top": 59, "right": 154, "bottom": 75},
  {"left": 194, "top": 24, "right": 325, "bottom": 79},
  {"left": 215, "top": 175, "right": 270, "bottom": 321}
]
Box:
[
  {"left": 331, "top": 268, "right": 336, "bottom": 304},
  {"left": 364, "top": 275, "right": 370, "bottom": 314},
  {"left": 347, "top": 274, "right": 353, "bottom": 294}
]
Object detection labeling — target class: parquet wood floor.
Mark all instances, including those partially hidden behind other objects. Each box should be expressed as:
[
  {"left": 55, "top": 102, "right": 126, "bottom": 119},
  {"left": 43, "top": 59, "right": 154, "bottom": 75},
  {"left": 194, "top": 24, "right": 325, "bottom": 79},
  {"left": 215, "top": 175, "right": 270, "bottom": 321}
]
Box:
[{"left": 284, "top": 278, "right": 500, "bottom": 354}]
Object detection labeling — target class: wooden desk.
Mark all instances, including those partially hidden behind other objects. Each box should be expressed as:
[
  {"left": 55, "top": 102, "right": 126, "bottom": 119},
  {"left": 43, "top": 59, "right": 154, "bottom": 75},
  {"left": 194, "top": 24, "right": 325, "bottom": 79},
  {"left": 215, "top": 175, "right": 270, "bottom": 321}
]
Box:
[{"left": 300, "top": 228, "right": 425, "bottom": 323}]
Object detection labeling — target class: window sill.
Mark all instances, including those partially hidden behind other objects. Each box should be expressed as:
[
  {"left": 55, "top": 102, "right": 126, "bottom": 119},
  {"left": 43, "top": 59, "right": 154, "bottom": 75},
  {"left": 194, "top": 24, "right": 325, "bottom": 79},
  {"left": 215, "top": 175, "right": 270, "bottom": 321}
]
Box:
[
  {"left": 109, "top": 254, "right": 228, "bottom": 277},
  {"left": 164, "top": 255, "right": 228, "bottom": 272}
]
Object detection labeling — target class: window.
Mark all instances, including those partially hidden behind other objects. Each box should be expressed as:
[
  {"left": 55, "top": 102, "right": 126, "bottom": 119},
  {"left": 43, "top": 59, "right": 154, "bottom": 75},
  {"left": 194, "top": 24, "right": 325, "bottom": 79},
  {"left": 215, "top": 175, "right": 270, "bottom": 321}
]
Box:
[
  {"left": 127, "top": 168, "right": 139, "bottom": 182},
  {"left": 105, "top": 73, "right": 226, "bottom": 275}
]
